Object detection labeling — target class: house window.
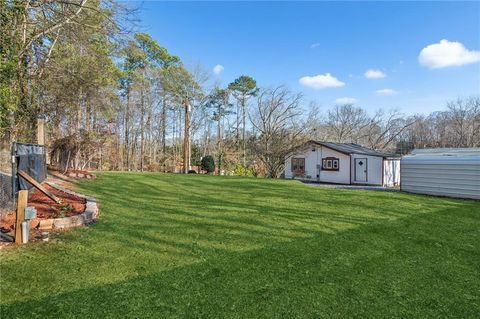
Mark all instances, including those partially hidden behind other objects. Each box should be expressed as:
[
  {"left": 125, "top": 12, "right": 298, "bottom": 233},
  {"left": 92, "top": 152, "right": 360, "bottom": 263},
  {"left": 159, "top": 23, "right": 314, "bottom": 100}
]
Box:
[
  {"left": 291, "top": 158, "right": 305, "bottom": 176},
  {"left": 333, "top": 160, "right": 339, "bottom": 169},
  {"left": 322, "top": 157, "right": 339, "bottom": 171}
]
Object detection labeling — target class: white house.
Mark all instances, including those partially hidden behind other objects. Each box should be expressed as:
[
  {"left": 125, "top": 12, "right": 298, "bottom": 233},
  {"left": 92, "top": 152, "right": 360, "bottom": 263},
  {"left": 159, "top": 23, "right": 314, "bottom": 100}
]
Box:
[
  {"left": 401, "top": 148, "right": 480, "bottom": 199},
  {"left": 284, "top": 141, "right": 400, "bottom": 186}
]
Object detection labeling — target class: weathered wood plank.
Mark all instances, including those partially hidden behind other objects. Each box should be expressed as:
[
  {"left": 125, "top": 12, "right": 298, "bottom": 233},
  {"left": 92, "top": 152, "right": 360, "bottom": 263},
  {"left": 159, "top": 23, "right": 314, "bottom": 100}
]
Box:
[
  {"left": 17, "top": 170, "right": 62, "bottom": 204},
  {"left": 15, "top": 190, "right": 28, "bottom": 244}
]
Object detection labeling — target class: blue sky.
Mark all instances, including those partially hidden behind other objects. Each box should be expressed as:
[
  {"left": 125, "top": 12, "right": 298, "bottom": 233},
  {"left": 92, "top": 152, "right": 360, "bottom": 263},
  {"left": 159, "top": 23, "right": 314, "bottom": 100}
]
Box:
[{"left": 135, "top": 1, "right": 480, "bottom": 115}]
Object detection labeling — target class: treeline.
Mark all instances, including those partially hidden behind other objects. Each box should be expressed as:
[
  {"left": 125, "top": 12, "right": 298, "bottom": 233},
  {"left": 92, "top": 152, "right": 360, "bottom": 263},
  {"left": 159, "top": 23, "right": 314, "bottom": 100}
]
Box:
[
  {"left": 307, "top": 97, "right": 480, "bottom": 155},
  {"left": 1, "top": 1, "right": 479, "bottom": 177}
]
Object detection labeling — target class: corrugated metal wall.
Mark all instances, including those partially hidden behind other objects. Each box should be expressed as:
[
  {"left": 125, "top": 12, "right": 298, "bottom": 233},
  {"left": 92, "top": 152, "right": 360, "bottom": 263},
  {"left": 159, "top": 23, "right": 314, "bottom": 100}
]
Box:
[{"left": 401, "top": 150, "right": 480, "bottom": 200}]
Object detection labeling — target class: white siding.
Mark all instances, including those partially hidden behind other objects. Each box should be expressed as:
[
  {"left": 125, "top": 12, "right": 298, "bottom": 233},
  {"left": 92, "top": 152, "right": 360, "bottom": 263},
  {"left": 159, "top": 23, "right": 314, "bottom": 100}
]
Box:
[
  {"left": 285, "top": 157, "right": 293, "bottom": 178},
  {"left": 284, "top": 147, "right": 318, "bottom": 179},
  {"left": 285, "top": 145, "right": 350, "bottom": 184},
  {"left": 383, "top": 159, "right": 400, "bottom": 187},
  {"left": 317, "top": 147, "right": 350, "bottom": 184},
  {"left": 401, "top": 150, "right": 480, "bottom": 199},
  {"left": 285, "top": 142, "right": 395, "bottom": 186},
  {"left": 350, "top": 154, "right": 383, "bottom": 185}
]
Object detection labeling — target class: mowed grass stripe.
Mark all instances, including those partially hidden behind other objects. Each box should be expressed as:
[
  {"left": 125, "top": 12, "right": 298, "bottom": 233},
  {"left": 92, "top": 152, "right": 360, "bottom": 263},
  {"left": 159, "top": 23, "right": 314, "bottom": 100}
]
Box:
[{"left": 1, "top": 173, "right": 478, "bottom": 318}]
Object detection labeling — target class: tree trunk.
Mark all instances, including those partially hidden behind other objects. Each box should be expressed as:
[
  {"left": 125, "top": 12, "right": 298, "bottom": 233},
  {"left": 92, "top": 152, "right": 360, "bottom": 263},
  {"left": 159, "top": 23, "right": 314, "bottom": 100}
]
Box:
[
  {"left": 140, "top": 80, "right": 145, "bottom": 172},
  {"left": 217, "top": 105, "right": 222, "bottom": 174},
  {"left": 161, "top": 93, "right": 167, "bottom": 154},
  {"left": 124, "top": 84, "right": 130, "bottom": 171},
  {"left": 242, "top": 97, "right": 246, "bottom": 167}
]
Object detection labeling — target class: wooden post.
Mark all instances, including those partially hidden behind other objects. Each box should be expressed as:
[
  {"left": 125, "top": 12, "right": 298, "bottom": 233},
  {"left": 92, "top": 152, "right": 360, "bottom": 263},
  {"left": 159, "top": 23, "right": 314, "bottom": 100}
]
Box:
[
  {"left": 183, "top": 99, "right": 191, "bottom": 174},
  {"left": 15, "top": 190, "right": 28, "bottom": 244},
  {"left": 37, "top": 117, "right": 45, "bottom": 146}
]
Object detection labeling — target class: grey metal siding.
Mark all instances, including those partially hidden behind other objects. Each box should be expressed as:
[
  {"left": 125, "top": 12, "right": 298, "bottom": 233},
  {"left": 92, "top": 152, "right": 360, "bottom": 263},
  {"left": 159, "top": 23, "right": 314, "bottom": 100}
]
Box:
[{"left": 401, "top": 159, "right": 480, "bottom": 200}]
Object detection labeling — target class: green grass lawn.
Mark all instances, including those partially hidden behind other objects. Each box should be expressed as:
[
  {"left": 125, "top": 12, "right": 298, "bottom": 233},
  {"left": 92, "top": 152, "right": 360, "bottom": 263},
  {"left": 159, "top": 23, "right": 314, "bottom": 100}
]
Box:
[{"left": 1, "top": 173, "right": 479, "bottom": 318}]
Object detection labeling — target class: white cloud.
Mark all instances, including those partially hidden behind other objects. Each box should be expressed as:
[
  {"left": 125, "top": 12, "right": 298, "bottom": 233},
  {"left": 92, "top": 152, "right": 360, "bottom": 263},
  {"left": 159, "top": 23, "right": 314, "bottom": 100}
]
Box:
[
  {"left": 310, "top": 43, "right": 320, "bottom": 49},
  {"left": 419, "top": 39, "right": 480, "bottom": 69},
  {"left": 364, "top": 69, "right": 387, "bottom": 79},
  {"left": 213, "top": 64, "right": 224, "bottom": 75},
  {"left": 376, "top": 88, "right": 397, "bottom": 96},
  {"left": 299, "top": 73, "right": 345, "bottom": 89},
  {"left": 335, "top": 97, "right": 358, "bottom": 105}
]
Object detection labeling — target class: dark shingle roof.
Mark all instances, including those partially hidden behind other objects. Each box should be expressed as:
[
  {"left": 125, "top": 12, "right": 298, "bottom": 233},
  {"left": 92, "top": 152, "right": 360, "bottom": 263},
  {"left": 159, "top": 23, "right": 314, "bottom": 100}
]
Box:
[{"left": 308, "top": 140, "right": 399, "bottom": 158}]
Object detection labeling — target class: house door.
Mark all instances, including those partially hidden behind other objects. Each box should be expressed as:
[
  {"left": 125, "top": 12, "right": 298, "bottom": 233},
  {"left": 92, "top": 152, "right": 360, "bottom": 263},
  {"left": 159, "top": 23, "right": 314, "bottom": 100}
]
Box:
[{"left": 354, "top": 158, "right": 367, "bottom": 182}]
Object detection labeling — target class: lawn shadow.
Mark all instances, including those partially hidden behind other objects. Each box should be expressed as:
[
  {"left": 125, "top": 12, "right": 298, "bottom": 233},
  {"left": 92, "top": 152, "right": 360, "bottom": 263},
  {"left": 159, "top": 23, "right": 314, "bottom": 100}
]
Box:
[
  {"left": 1, "top": 202, "right": 479, "bottom": 318},
  {"left": 1, "top": 173, "right": 478, "bottom": 318}
]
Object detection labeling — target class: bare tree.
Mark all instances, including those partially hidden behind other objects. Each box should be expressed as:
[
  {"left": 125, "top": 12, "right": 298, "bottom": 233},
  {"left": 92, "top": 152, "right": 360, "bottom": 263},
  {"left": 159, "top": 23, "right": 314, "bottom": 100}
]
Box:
[
  {"left": 362, "top": 109, "right": 416, "bottom": 150},
  {"left": 325, "top": 104, "right": 370, "bottom": 143},
  {"left": 304, "top": 101, "right": 328, "bottom": 141},
  {"left": 250, "top": 86, "right": 304, "bottom": 177},
  {"left": 398, "top": 97, "right": 480, "bottom": 151},
  {"left": 447, "top": 97, "right": 480, "bottom": 147}
]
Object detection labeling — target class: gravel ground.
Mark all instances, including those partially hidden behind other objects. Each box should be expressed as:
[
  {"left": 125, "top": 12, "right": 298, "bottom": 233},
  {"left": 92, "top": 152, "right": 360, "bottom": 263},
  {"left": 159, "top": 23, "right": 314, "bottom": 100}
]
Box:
[{"left": 304, "top": 182, "right": 400, "bottom": 192}]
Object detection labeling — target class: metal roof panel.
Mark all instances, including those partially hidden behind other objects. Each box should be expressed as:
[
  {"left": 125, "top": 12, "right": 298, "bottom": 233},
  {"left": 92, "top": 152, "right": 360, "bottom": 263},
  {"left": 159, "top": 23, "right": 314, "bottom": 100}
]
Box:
[{"left": 308, "top": 141, "right": 398, "bottom": 157}]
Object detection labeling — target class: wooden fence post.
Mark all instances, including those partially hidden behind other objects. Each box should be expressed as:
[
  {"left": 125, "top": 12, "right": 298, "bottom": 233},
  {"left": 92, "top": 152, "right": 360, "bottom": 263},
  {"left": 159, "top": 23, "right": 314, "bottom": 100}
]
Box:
[{"left": 15, "top": 190, "right": 28, "bottom": 244}]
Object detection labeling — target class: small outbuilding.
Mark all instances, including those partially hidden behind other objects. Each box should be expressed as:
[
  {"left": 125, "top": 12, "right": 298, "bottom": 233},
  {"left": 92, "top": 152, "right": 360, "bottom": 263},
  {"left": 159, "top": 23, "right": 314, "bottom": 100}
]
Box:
[
  {"left": 401, "top": 148, "right": 480, "bottom": 199},
  {"left": 284, "top": 141, "right": 400, "bottom": 186}
]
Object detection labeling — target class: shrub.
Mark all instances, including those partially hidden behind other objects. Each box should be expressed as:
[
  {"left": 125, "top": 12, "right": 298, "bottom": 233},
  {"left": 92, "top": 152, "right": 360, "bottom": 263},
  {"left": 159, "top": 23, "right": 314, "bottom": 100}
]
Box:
[
  {"left": 145, "top": 163, "right": 162, "bottom": 172},
  {"left": 201, "top": 155, "right": 215, "bottom": 173},
  {"left": 52, "top": 204, "right": 73, "bottom": 218},
  {"left": 233, "top": 164, "right": 254, "bottom": 177}
]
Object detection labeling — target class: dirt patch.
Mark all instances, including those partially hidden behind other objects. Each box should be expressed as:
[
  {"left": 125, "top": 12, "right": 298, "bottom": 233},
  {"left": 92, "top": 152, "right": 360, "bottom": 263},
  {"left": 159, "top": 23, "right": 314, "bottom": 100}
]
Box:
[
  {"left": 0, "top": 183, "right": 86, "bottom": 233},
  {"left": 0, "top": 213, "right": 16, "bottom": 234},
  {"left": 31, "top": 184, "right": 86, "bottom": 218}
]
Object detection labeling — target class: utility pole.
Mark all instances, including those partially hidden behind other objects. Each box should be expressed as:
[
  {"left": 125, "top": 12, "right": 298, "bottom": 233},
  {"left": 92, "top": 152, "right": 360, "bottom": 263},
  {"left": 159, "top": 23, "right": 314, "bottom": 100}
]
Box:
[
  {"left": 37, "top": 116, "right": 48, "bottom": 167},
  {"left": 37, "top": 116, "right": 45, "bottom": 146},
  {"left": 183, "top": 99, "right": 191, "bottom": 174}
]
